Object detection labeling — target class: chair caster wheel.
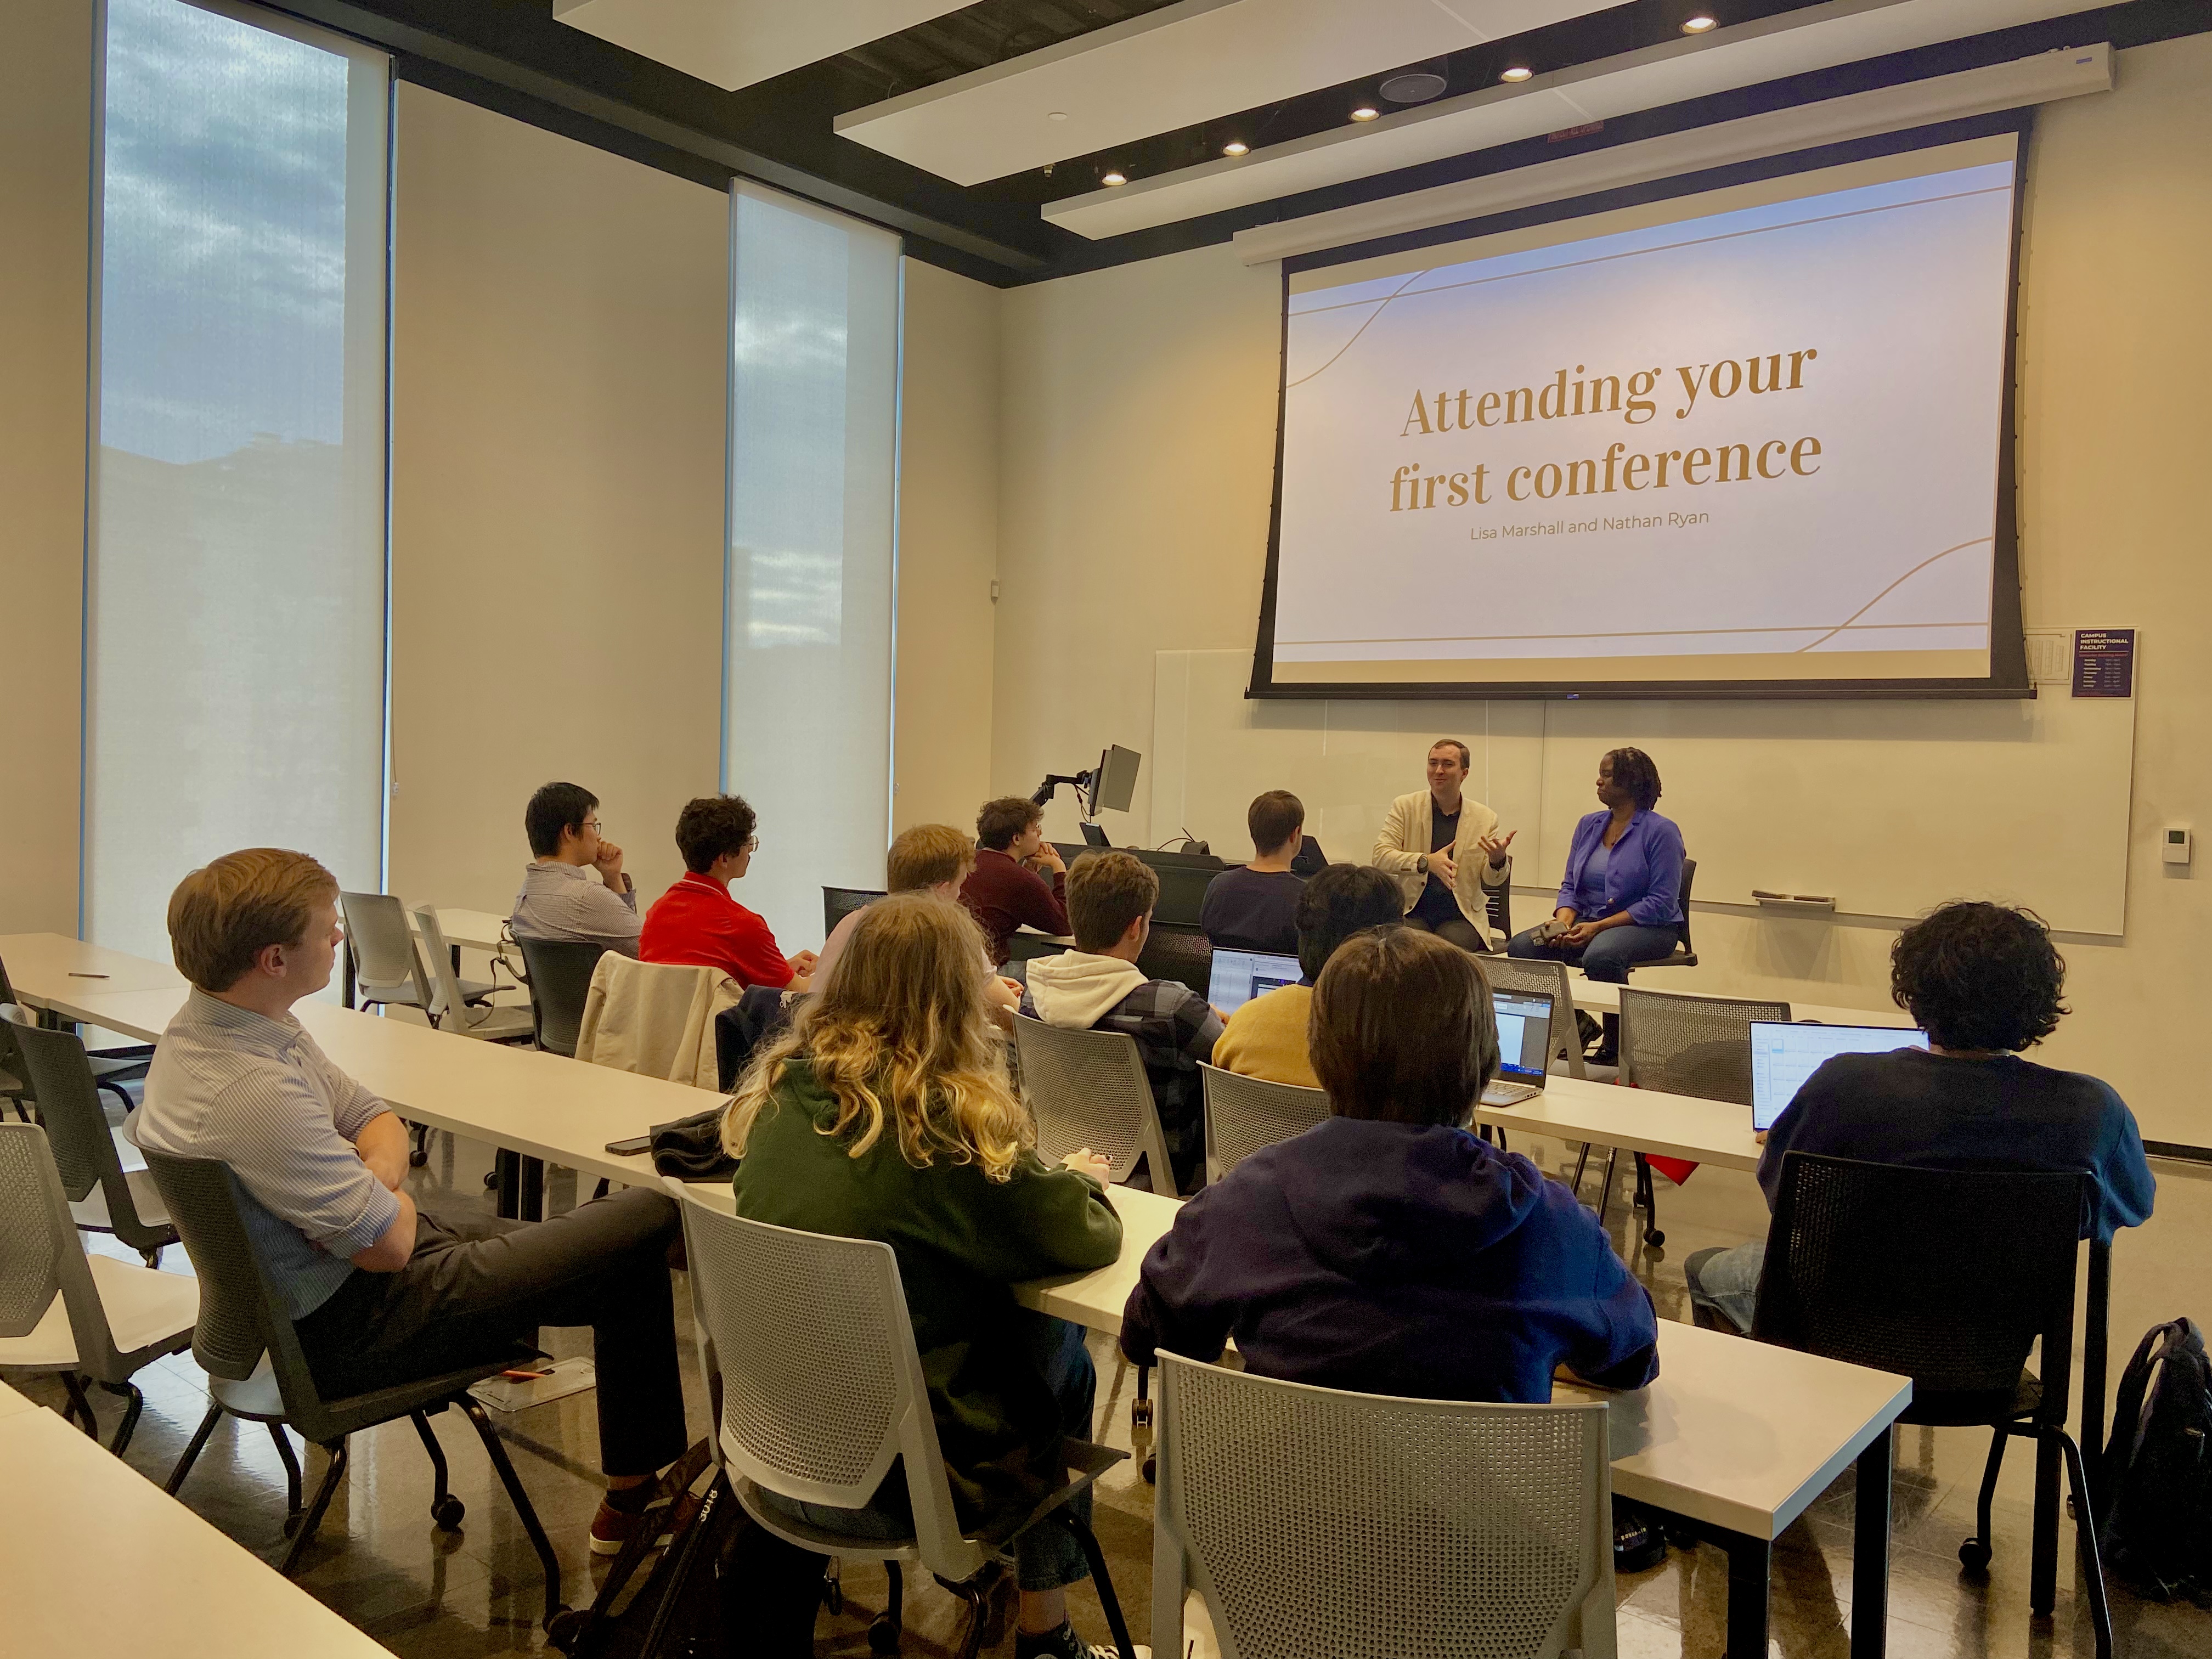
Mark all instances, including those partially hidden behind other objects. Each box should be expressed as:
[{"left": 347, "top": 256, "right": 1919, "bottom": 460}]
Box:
[
  {"left": 1958, "top": 1538, "right": 1992, "bottom": 1573},
  {"left": 820, "top": 1571, "right": 843, "bottom": 1615},
  {"left": 545, "top": 1606, "right": 585, "bottom": 1650},
  {"left": 281, "top": 1513, "right": 303, "bottom": 1538},
  {"left": 1143, "top": 1453, "right": 1156, "bottom": 1483},
  {"left": 867, "top": 1612, "right": 901, "bottom": 1654},
  {"left": 1644, "top": 1228, "right": 1666, "bottom": 1247},
  {"left": 409, "top": 1149, "right": 428, "bottom": 1167},
  {"left": 432, "top": 1494, "right": 465, "bottom": 1530},
  {"left": 483, "top": 1170, "right": 499, "bottom": 1188},
  {"left": 1131, "top": 1400, "right": 1152, "bottom": 1427}
]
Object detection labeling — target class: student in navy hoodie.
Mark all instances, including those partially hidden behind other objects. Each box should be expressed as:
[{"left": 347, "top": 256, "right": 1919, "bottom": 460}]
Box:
[{"left": 1121, "top": 926, "right": 1658, "bottom": 1405}]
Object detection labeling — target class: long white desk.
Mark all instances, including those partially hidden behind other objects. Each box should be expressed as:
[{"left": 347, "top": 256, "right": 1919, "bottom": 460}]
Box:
[
  {"left": 7, "top": 971, "right": 699, "bottom": 1199},
  {"left": 1, "top": 932, "right": 187, "bottom": 1000},
  {"left": 0, "top": 1400, "right": 391, "bottom": 1656},
  {"left": 1557, "top": 969, "right": 1912, "bottom": 1030}
]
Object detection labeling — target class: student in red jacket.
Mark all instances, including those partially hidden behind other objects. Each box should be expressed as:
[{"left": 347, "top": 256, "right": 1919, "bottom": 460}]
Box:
[
  {"left": 641, "top": 795, "right": 818, "bottom": 990},
  {"left": 960, "top": 796, "right": 1069, "bottom": 966}
]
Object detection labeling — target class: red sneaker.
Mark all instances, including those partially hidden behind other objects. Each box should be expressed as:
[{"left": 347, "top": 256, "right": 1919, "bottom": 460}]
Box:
[{"left": 588, "top": 1490, "right": 697, "bottom": 1556}]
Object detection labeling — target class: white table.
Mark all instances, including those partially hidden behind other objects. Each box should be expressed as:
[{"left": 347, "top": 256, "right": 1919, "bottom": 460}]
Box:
[
  {"left": 0, "top": 1403, "right": 391, "bottom": 1656},
  {"left": 989, "top": 1186, "right": 1910, "bottom": 1659},
  {"left": 0, "top": 1379, "right": 39, "bottom": 1421},
  {"left": 1559, "top": 969, "right": 1912, "bottom": 1030},
  {"left": 1, "top": 932, "right": 187, "bottom": 1001},
  {"left": 419, "top": 907, "right": 512, "bottom": 955},
  {"left": 8, "top": 973, "right": 702, "bottom": 1209}
]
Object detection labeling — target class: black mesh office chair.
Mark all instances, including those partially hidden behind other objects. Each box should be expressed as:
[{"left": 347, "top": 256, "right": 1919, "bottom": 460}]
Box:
[
  {"left": 1622, "top": 857, "right": 1699, "bottom": 970},
  {"left": 1482, "top": 855, "right": 1514, "bottom": 950},
  {"left": 142, "top": 1148, "right": 570, "bottom": 1629},
  {"left": 822, "top": 885, "right": 887, "bottom": 938},
  {"left": 9, "top": 1023, "right": 177, "bottom": 1268},
  {"left": 1137, "top": 923, "right": 1212, "bottom": 998},
  {"left": 1754, "top": 1155, "right": 2112, "bottom": 1658}
]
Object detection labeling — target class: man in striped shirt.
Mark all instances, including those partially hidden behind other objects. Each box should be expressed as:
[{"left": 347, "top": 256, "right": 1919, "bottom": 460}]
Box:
[{"left": 130, "top": 848, "right": 687, "bottom": 1554}]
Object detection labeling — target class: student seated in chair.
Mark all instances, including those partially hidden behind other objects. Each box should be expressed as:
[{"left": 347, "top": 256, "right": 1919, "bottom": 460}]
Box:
[
  {"left": 129, "top": 849, "right": 688, "bottom": 1556},
  {"left": 1214, "top": 863, "right": 1403, "bottom": 1090},
  {"left": 726, "top": 893, "right": 1127, "bottom": 1659},
  {"left": 1021, "top": 851, "right": 1223, "bottom": 1194},
  {"left": 1199, "top": 789, "right": 1310, "bottom": 957},
  {"left": 1683, "top": 900, "right": 2156, "bottom": 1335},
  {"left": 510, "top": 780, "right": 642, "bottom": 956},
  {"left": 811, "top": 823, "right": 1022, "bottom": 1025},
  {"left": 641, "top": 793, "right": 817, "bottom": 991},
  {"left": 1124, "top": 923, "right": 1656, "bottom": 1400},
  {"left": 960, "top": 795, "right": 1070, "bottom": 967}
]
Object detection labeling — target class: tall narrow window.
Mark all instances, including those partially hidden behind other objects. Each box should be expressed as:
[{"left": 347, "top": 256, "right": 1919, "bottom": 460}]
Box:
[
  {"left": 723, "top": 182, "right": 900, "bottom": 949},
  {"left": 87, "top": 0, "right": 389, "bottom": 958}
]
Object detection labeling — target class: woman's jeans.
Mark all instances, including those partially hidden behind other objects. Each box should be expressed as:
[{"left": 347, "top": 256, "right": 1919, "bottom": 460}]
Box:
[
  {"left": 757, "top": 1312, "right": 1097, "bottom": 1592},
  {"left": 1507, "top": 921, "right": 1680, "bottom": 983}
]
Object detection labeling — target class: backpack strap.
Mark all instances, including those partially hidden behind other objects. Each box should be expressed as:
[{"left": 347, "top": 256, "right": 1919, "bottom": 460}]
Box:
[{"left": 2105, "top": 1319, "right": 2190, "bottom": 1477}]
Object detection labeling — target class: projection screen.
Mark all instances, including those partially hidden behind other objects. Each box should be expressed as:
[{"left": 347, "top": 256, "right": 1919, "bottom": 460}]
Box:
[{"left": 1251, "top": 133, "right": 2031, "bottom": 698}]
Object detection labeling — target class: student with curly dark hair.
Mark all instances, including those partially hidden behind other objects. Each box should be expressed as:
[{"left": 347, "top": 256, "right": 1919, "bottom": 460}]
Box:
[
  {"left": 1685, "top": 900, "right": 2155, "bottom": 1333},
  {"left": 640, "top": 794, "right": 819, "bottom": 990}
]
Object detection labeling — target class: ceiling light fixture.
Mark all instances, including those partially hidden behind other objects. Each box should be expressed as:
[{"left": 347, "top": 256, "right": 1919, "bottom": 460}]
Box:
[
  {"left": 1222, "top": 140, "right": 1249, "bottom": 156},
  {"left": 1682, "top": 13, "right": 1717, "bottom": 31},
  {"left": 1101, "top": 169, "right": 1127, "bottom": 186},
  {"left": 1350, "top": 105, "right": 1380, "bottom": 121},
  {"left": 1500, "top": 65, "right": 1533, "bottom": 83}
]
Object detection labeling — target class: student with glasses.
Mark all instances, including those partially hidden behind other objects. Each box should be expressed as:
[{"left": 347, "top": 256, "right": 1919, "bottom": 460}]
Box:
[
  {"left": 509, "top": 780, "right": 643, "bottom": 956},
  {"left": 640, "top": 793, "right": 819, "bottom": 991}
]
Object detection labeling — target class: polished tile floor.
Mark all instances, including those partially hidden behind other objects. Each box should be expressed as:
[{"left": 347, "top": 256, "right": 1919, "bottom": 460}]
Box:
[{"left": 19, "top": 1114, "right": 2212, "bottom": 1657}]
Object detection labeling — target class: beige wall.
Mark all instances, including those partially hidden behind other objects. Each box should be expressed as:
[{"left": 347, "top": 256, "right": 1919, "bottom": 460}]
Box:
[
  {"left": 1, "top": 0, "right": 93, "bottom": 936},
  {"left": 893, "top": 259, "right": 1001, "bottom": 836},
  {"left": 991, "top": 35, "right": 2212, "bottom": 1145},
  {"left": 996, "top": 245, "right": 1284, "bottom": 838},
  {"left": 387, "top": 85, "right": 729, "bottom": 919}
]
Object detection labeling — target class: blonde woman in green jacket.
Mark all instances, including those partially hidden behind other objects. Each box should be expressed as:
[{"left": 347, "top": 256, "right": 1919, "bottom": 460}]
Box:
[{"left": 726, "top": 890, "right": 1127, "bottom": 1659}]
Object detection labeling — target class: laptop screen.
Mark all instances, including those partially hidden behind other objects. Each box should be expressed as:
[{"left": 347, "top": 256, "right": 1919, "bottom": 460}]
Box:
[
  {"left": 1206, "top": 949, "right": 1303, "bottom": 1017},
  {"left": 1492, "top": 991, "right": 1553, "bottom": 1084},
  {"left": 1750, "top": 1022, "right": 1929, "bottom": 1130}
]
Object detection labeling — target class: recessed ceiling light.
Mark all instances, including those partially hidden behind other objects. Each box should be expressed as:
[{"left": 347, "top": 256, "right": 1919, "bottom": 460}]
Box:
[
  {"left": 1501, "top": 65, "right": 1533, "bottom": 82},
  {"left": 1047, "top": 110, "right": 1069, "bottom": 121},
  {"left": 1222, "top": 140, "right": 1249, "bottom": 156},
  {"left": 1101, "top": 170, "right": 1127, "bottom": 186},
  {"left": 1350, "top": 105, "right": 1380, "bottom": 121},
  {"left": 1682, "top": 13, "right": 1717, "bottom": 31}
]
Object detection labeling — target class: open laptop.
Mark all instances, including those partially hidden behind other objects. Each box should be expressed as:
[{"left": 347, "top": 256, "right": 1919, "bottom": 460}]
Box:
[
  {"left": 1750, "top": 1021, "right": 1929, "bottom": 1130},
  {"left": 1481, "top": 990, "right": 1555, "bottom": 1107},
  {"left": 1205, "top": 947, "right": 1302, "bottom": 1018}
]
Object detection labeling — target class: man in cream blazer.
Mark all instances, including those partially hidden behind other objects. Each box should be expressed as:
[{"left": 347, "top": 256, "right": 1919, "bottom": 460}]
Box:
[{"left": 1370, "top": 740, "right": 1516, "bottom": 952}]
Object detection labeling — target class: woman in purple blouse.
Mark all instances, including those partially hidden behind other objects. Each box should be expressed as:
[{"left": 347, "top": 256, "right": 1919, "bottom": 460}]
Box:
[{"left": 1506, "top": 747, "right": 1685, "bottom": 983}]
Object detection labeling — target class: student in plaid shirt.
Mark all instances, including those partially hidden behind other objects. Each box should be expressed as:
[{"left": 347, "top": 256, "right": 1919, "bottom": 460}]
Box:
[{"left": 1020, "top": 851, "right": 1222, "bottom": 1193}]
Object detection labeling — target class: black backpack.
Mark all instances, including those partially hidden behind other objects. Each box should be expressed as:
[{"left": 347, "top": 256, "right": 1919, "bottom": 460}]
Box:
[
  {"left": 2098, "top": 1317, "right": 2212, "bottom": 1598},
  {"left": 559, "top": 1442, "right": 826, "bottom": 1658}
]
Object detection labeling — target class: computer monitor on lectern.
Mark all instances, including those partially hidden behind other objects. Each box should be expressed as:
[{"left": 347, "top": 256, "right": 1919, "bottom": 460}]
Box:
[{"left": 1085, "top": 746, "right": 1141, "bottom": 816}]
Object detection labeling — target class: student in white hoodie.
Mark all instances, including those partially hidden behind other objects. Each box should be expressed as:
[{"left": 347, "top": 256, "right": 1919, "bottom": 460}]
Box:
[{"left": 1019, "top": 851, "right": 1222, "bottom": 1194}]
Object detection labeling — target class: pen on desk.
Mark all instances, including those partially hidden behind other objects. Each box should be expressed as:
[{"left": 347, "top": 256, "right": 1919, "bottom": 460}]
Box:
[{"left": 68, "top": 971, "right": 111, "bottom": 978}]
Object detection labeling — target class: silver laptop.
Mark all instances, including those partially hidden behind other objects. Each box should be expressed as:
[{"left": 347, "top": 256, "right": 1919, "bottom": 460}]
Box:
[
  {"left": 1206, "top": 947, "right": 1303, "bottom": 1017},
  {"left": 1481, "top": 990, "right": 1555, "bottom": 1107},
  {"left": 1750, "top": 1020, "right": 1929, "bottom": 1130}
]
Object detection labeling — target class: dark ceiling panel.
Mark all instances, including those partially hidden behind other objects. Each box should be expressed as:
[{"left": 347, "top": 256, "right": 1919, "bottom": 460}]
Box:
[{"left": 266, "top": 0, "right": 2212, "bottom": 285}]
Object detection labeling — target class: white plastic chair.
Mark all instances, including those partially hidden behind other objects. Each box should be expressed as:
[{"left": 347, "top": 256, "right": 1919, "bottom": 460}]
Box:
[
  {"left": 665, "top": 1181, "right": 1139, "bottom": 1659},
  {"left": 1150, "top": 1350, "right": 1617, "bottom": 1659},
  {"left": 0, "top": 1122, "right": 198, "bottom": 1455},
  {"left": 414, "top": 907, "right": 533, "bottom": 1043},
  {"left": 1012, "top": 1014, "right": 1172, "bottom": 1188},
  {"left": 1199, "top": 1063, "right": 1331, "bottom": 1182}
]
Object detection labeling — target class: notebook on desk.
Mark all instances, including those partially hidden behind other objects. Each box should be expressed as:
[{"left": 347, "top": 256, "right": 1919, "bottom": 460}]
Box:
[
  {"left": 1750, "top": 1020, "right": 1929, "bottom": 1130},
  {"left": 1481, "top": 990, "right": 1555, "bottom": 1107}
]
